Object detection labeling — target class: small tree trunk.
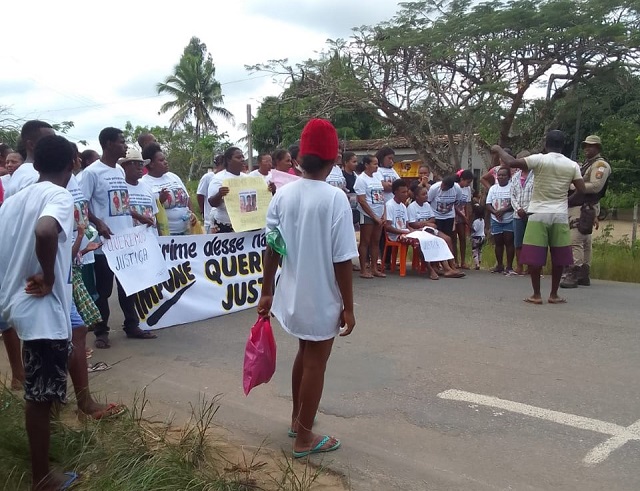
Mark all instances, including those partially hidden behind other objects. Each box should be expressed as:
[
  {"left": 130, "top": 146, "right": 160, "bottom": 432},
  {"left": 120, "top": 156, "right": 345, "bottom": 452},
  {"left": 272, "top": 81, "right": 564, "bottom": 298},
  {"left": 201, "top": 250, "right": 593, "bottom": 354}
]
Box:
[{"left": 188, "top": 121, "right": 200, "bottom": 182}]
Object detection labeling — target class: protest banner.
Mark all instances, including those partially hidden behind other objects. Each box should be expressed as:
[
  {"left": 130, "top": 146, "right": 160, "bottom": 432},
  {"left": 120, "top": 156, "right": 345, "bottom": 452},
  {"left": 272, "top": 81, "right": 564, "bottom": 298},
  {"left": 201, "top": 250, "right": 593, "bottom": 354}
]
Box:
[
  {"left": 224, "top": 176, "right": 272, "bottom": 232},
  {"left": 134, "top": 230, "right": 273, "bottom": 330},
  {"left": 101, "top": 225, "right": 170, "bottom": 296},
  {"left": 270, "top": 169, "right": 300, "bottom": 189}
]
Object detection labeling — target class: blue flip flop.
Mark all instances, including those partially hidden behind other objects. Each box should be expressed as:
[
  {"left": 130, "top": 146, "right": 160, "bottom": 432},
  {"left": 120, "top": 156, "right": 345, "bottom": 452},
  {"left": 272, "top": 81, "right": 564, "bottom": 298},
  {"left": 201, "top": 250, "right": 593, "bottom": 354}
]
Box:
[
  {"left": 292, "top": 435, "right": 341, "bottom": 459},
  {"left": 60, "top": 471, "right": 79, "bottom": 490}
]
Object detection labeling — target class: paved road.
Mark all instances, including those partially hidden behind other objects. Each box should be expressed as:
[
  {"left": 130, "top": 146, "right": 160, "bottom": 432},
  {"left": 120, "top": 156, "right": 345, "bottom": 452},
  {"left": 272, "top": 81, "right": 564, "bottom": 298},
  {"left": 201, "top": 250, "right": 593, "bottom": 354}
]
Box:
[{"left": 4, "top": 270, "right": 640, "bottom": 490}]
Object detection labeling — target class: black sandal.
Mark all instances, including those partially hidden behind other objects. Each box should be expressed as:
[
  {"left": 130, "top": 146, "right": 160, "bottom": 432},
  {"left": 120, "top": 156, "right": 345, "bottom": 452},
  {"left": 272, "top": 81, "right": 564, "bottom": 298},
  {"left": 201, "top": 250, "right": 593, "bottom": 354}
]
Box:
[
  {"left": 125, "top": 329, "right": 157, "bottom": 340},
  {"left": 94, "top": 336, "right": 111, "bottom": 349}
]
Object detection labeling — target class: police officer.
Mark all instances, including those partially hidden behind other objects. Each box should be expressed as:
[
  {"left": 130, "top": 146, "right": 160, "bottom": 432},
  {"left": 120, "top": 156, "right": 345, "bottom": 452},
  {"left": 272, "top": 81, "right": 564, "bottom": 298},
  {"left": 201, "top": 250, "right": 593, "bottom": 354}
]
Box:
[{"left": 561, "top": 135, "right": 611, "bottom": 288}]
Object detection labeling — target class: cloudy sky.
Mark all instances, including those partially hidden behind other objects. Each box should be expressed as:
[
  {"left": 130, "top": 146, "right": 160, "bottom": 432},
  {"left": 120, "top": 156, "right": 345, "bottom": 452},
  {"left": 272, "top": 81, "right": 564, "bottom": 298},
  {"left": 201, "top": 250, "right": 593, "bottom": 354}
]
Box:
[{"left": 1, "top": 0, "right": 401, "bottom": 152}]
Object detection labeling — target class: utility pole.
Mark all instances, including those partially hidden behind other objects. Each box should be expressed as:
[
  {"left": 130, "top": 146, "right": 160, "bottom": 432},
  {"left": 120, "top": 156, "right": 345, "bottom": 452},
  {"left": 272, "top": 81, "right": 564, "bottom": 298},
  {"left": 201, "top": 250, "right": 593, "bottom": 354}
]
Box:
[{"left": 246, "top": 104, "right": 253, "bottom": 170}]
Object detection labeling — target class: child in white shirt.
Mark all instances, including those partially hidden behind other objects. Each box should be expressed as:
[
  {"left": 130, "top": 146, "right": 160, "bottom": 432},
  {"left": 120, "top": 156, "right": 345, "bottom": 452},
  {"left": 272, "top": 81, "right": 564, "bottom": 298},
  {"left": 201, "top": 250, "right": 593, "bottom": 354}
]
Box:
[
  {"left": 258, "top": 119, "right": 358, "bottom": 460},
  {"left": 0, "top": 135, "right": 77, "bottom": 490},
  {"left": 471, "top": 204, "right": 486, "bottom": 270}
]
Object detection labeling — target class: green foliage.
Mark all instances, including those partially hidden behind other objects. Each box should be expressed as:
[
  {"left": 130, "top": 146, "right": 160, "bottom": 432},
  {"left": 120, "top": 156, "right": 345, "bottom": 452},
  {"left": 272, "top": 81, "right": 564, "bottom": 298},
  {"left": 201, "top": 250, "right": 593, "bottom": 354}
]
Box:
[
  {"left": 157, "top": 37, "right": 233, "bottom": 180},
  {"left": 123, "top": 121, "right": 232, "bottom": 181},
  {"left": 251, "top": 0, "right": 640, "bottom": 173}
]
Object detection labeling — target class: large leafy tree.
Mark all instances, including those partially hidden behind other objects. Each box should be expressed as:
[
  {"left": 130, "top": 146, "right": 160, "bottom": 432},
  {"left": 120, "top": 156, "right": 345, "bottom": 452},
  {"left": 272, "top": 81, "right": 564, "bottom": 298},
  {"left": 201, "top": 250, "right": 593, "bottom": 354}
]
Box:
[
  {"left": 250, "top": 0, "right": 640, "bottom": 174},
  {"left": 158, "top": 37, "right": 233, "bottom": 180},
  {"left": 249, "top": 53, "right": 390, "bottom": 153}
]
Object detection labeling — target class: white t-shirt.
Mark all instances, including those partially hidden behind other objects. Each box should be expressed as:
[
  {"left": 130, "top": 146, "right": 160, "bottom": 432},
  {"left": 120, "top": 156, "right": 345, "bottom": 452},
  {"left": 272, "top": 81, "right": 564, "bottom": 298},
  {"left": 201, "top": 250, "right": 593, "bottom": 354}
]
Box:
[
  {"left": 326, "top": 165, "right": 347, "bottom": 189},
  {"left": 127, "top": 181, "right": 158, "bottom": 232},
  {"left": 248, "top": 168, "right": 272, "bottom": 184},
  {"left": 525, "top": 153, "right": 582, "bottom": 214},
  {"left": 4, "top": 162, "right": 38, "bottom": 198},
  {"left": 472, "top": 218, "right": 486, "bottom": 238},
  {"left": 80, "top": 161, "right": 133, "bottom": 245},
  {"left": 0, "top": 182, "right": 73, "bottom": 341},
  {"left": 376, "top": 166, "right": 400, "bottom": 203},
  {"left": 385, "top": 198, "right": 409, "bottom": 241},
  {"left": 407, "top": 201, "right": 435, "bottom": 224},
  {"left": 354, "top": 172, "right": 385, "bottom": 219},
  {"left": 267, "top": 179, "right": 358, "bottom": 341},
  {"left": 141, "top": 172, "right": 190, "bottom": 235},
  {"left": 427, "top": 182, "right": 463, "bottom": 220},
  {"left": 196, "top": 172, "right": 216, "bottom": 227},
  {"left": 207, "top": 170, "right": 243, "bottom": 226},
  {"left": 67, "top": 174, "right": 95, "bottom": 264},
  {"left": 486, "top": 183, "right": 514, "bottom": 222}
]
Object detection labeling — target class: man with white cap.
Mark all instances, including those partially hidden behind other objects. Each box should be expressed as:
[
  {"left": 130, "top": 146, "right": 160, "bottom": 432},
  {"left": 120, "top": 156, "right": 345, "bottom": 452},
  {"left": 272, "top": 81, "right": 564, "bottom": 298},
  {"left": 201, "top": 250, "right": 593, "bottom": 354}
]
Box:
[{"left": 561, "top": 135, "right": 611, "bottom": 289}]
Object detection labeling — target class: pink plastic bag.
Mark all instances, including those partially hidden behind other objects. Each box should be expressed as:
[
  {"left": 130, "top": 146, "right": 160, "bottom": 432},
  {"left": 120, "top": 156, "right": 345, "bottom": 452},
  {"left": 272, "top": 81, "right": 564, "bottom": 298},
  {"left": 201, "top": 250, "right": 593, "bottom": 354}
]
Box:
[{"left": 243, "top": 316, "right": 277, "bottom": 395}]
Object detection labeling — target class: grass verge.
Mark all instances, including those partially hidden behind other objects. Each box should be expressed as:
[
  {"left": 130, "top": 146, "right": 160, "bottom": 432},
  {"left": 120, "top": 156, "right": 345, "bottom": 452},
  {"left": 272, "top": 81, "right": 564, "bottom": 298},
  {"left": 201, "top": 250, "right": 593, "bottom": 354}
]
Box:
[{"left": 0, "top": 385, "right": 345, "bottom": 491}]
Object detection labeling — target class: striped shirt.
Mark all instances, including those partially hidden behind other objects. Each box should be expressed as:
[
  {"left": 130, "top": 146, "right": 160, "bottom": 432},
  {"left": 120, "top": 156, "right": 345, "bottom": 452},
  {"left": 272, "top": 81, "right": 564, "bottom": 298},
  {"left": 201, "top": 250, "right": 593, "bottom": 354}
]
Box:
[
  {"left": 524, "top": 153, "right": 581, "bottom": 214},
  {"left": 510, "top": 170, "right": 534, "bottom": 217}
]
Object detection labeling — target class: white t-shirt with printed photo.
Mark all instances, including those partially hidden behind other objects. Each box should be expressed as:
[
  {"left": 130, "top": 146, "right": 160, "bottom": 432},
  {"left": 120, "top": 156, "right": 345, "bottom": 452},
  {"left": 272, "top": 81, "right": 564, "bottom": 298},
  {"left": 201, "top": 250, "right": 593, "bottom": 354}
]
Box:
[
  {"left": 267, "top": 179, "right": 358, "bottom": 341},
  {"left": 206, "top": 170, "right": 243, "bottom": 226},
  {"left": 141, "top": 172, "right": 190, "bottom": 235},
  {"left": 427, "top": 181, "right": 463, "bottom": 220},
  {"left": 525, "top": 153, "right": 582, "bottom": 214},
  {"left": 197, "top": 172, "right": 216, "bottom": 227},
  {"left": 376, "top": 166, "right": 400, "bottom": 203},
  {"left": 80, "top": 161, "right": 133, "bottom": 245},
  {"left": 326, "top": 165, "right": 347, "bottom": 189},
  {"left": 3, "top": 162, "right": 38, "bottom": 199},
  {"left": 486, "top": 182, "right": 514, "bottom": 222},
  {"left": 385, "top": 198, "right": 409, "bottom": 241},
  {"left": 127, "top": 181, "right": 158, "bottom": 233},
  {"left": 407, "top": 201, "right": 435, "bottom": 224},
  {"left": 67, "top": 174, "right": 95, "bottom": 264},
  {"left": 354, "top": 172, "right": 385, "bottom": 219},
  {"left": 0, "top": 182, "right": 74, "bottom": 341}
]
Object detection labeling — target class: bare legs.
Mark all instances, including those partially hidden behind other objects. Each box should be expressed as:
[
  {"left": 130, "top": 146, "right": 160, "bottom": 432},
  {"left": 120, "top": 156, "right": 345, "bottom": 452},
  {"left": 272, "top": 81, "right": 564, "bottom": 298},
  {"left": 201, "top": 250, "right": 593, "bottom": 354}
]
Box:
[
  {"left": 358, "top": 221, "right": 383, "bottom": 278},
  {"left": 453, "top": 222, "right": 469, "bottom": 268},
  {"left": 291, "top": 339, "right": 338, "bottom": 452},
  {"left": 526, "top": 264, "right": 565, "bottom": 304},
  {"left": 2, "top": 328, "right": 24, "bottom": 390},
  {"left": 68, "top": 326, "right": 107, "bottom": 416}
]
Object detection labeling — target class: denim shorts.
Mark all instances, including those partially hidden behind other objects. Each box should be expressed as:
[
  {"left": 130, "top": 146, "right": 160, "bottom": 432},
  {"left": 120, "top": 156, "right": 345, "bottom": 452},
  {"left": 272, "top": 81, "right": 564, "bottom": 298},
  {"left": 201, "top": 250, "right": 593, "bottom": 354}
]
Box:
[
  {"left": 0, "top": 317, "right": 9, "bottom": 332},
  {"left": 490, "top": 219, "right": 514, "bottom": 235},
  {"left": 70, "top": 300, "right": 85, "bottom": 329},
  {"left": 513, "top": 217, "right": 528, "bottom": 248}
]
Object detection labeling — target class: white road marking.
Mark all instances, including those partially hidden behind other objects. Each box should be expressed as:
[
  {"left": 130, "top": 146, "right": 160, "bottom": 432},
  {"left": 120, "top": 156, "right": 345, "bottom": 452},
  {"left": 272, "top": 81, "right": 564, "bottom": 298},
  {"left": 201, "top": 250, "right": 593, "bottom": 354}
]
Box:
[{"left": 438, "top": 389, "right": 640, "bottom": 466}]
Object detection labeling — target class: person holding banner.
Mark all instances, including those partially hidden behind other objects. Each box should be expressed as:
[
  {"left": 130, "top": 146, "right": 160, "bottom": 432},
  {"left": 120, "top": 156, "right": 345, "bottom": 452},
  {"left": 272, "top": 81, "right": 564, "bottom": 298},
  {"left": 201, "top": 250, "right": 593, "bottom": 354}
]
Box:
[
  {"left": 206, "top": 146, "right": 246, "bottom": 233},
  {"left": 258, "top": 118, "right": 358, "bottom": 459},
  {"left": 81, "top": 127, "right": 151, "bottom": 348},
  {"left": 141, "top": 143, "right": 196, "bottom": 236},
  {"left": 120, "top": 149, "right": 158, "bottom": 233}
]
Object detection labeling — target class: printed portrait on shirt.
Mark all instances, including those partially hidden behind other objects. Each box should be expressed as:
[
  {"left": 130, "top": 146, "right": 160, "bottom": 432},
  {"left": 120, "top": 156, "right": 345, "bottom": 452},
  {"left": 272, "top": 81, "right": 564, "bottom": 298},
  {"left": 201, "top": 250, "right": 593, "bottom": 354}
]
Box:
[{"left": 108, "top": 189, "right": 130, "bottom": 217}]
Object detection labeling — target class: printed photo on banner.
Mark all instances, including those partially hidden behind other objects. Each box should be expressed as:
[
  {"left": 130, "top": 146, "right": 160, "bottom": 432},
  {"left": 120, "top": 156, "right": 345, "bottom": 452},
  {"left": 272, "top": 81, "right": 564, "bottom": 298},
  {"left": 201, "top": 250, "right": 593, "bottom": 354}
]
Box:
[
  {"left": 224, "top": 176, "right": 272, "bottom": 232},
  {"left": 239, "top": 191, "right": 258, "bottom": 213}
]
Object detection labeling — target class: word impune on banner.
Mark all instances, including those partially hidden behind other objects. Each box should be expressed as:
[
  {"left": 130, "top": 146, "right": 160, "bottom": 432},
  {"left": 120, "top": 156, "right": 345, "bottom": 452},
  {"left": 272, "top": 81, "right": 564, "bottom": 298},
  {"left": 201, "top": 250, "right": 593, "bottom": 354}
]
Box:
[
  {"left": 101, "top": 225, "right": 169, "bottom": 296},
  {"left": 134, "top": 231, "right": 271, "bottom": 330}
]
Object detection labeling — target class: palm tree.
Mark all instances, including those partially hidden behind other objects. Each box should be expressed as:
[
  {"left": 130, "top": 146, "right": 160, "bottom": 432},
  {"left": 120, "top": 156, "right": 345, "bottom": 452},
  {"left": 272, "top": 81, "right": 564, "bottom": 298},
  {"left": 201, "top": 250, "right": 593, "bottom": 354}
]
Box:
[{"left": 157, "top": 39, "right": 233, "bottom": 180}]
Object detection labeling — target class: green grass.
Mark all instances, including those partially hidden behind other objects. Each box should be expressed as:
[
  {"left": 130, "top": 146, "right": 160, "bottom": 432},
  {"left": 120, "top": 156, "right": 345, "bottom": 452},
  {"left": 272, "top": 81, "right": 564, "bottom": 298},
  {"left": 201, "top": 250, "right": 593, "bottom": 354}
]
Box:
[
  {"left": 0, "top": 386, "right": 338, "bottom": 491},
  {"left": 470, "top": 225, "right": 640, "bottom": 283}
]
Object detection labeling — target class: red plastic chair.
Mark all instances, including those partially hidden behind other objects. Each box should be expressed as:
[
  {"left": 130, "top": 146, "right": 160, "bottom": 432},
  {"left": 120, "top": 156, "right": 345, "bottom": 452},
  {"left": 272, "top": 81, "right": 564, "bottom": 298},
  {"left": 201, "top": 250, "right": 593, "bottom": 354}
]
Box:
[{"left": 382, "top": 232, "right": 423, "bottom": 276}]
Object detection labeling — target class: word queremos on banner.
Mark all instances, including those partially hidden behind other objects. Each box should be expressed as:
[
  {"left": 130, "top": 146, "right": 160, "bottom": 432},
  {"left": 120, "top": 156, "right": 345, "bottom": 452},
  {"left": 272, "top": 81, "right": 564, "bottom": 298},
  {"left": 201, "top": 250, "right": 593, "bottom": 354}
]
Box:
[{"left": 131, "top": 231, "right": 274, "bottom": 331}]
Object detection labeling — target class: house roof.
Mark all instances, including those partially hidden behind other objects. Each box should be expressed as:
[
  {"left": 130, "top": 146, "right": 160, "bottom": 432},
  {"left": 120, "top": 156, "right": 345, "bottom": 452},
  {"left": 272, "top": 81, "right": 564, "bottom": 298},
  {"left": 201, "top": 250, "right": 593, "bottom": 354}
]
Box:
[{"left": 343, "top": 135, "right": 489, "bottom": 151}]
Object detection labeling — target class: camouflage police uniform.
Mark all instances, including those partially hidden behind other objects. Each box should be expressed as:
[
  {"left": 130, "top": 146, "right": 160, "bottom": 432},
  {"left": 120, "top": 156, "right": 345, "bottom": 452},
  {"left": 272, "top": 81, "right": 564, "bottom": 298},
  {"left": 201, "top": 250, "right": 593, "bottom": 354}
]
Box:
[{"left": 561, "top": 136, "right": 611, "bottom": 288}]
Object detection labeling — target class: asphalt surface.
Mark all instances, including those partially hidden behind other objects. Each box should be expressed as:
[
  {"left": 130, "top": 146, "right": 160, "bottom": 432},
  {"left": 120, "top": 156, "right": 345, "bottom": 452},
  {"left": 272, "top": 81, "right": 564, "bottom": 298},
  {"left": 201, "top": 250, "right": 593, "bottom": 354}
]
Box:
[{"left": 4, "top": 268, "right": 640, "bottom": 490}]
